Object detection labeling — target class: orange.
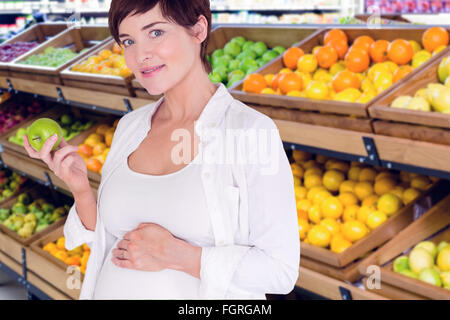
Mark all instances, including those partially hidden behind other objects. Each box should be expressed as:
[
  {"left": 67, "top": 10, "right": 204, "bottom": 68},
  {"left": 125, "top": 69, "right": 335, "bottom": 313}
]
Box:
[
  {"left": 339, "top": 180, "right": 356, "bottom": 194},
  {"left": 54, "top": 251, "right": 68, "bottom": 262},
  {"left": 343, "top": 204, "right": 360, "bottom": 222},
  {"left": 326, "top": 38, "right": 348, "bottom": 59},
  {"left": 422, "top": 27, "right": 449, "bottom": 52},
  {"left": 322, "top": 170, "right": 345, "bottom": 192},
  {"left": 321, "top": 196, "right": 344, "bottom": 219},
  {"left": 369, "top": 40, "right": 390, "bottom": 63},
  {"left": 352, "top": 35, "right": 375, "bottom": 53},
  {"left": 112, "top": 43, "right": 122, "bottom": 54},
  {"left": 344, "top": 49, "right": 370, "bottom": 73},
  {"left": 315, "top": 46, "right": 338, "bottom": 69},
  {"left": 410, "top": 176, "right": 431, "bottom": 191},
  {"left": 298, "top": 219, "right": 310, "bottom": 240},
  {"left": 87, "top": 158, "right": 103, "bottom": 173},
  {"left": 332, "top": 70, "right": 360, "bottom": 93},
  {"left": 362, "top": 194, "right": 379, "bottom": 208},
  {"left": 308, "top": 204, "right": 322, "bottom": 224},
  {"left": 354, "top": 181, "right": 374, "bottom": 201},
  {"left": 43, "top": 242, "right": 57, "bottom": 253},
  {"left": 393, "top": 65, "right": 413, "bottom": 83},
  {"left": 374, "top": 177, "right": 396, "bottom": 196},
  {"left": 320, "top": 218, "right": 341, "bottom": 235},
  {"left": 271, "top": 73, "right": 286, "bottom": 91},
  {"left": 387, "top": 39, "right": 414, "bottom": 65},
  {"left": 56, "top": 237, "right": 65, "bottom": 250},
  {"left": 283, "top": 47, "right": 304, "bottom": 70},
  {"left": 338, "top": 192, "right": 358, "bottom": 207},
  {"left": 297, "top": 199, "right": 312, "bottom": 219},
  {"left": 324, "top": 29, "right": 348, "bottom": 46},
  {"left": 291, "top": 163, "right": 304, "bottom": 177},
  {"left": 403, "top": 188, "right": 420, "bottom": 205},
  {"left": 330, "top": 234, "right": 352, "bottom": 253},
  {"left": 342, "top": 220, "right": 369, "bottom": 242},
  {"left": 96, "top": 124, "right": 112, "bottom": 136},
  {"left": 302, "top": 160, "right": 318, "bottom": 170},
  {"left": 304, "top": 174, "right": 323, "bottom": 189},
  {"left": 295, "top": 185, "right": 307, "bottom": 200},
  {"left": 98, "top": 49, "right": 112, "bottom": 60},
  {"left": 105, "top": 130, "right": 115, "bottom": 147},
  {"left": 82, "top": 243, "right": 90, "bottom": 251},
  {"left": 348, "top": 167, "right": 362, "bottom": 182},
  {"left": 297, "top": 54, "right": 318, "bottom": 73},
  {"left": 292, "top": 150, "right": 312, "bottom": 163},
  {"left": 279, "top": 72, "right": 303, "bottom": 94},
  {"left": 78, "top": 144, "right": 93, "bottom": 158},
  {"left": 243, "top": 74, "right": 267, "bottom": 94},
  {"left": 65, "top": 255, "right": 81, "bottom": 266},
  {"left": 307, "top": 225, "right": 331, "bottom": 248},
  {"left": 93, "top": 142, "right": 107, "bottom": 156},
  {"left": 359, "top": 167, "right": 377, "bottom": 182}
]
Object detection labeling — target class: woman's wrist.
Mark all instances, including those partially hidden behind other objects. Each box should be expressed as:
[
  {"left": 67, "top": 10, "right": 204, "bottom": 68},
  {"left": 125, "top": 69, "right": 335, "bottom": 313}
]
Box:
[{"left": 167, "top": 238, "right": 202, "bottom": 279}]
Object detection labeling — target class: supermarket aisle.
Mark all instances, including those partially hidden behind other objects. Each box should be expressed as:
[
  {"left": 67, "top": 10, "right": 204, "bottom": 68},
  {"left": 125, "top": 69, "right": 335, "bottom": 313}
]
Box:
[{"left": 0, "top": 269, "right": 27, "bottom": 300}]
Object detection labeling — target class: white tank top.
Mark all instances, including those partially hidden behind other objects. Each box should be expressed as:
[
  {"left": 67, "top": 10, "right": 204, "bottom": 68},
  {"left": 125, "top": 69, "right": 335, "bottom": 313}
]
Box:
[{"left": 93, "top": 154, "right": 214, "bottom": 299}]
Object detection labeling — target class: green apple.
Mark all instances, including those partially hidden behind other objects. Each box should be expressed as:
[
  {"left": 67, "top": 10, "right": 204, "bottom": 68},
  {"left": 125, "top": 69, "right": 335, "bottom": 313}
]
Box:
[
  {"left": 419, "top": 268, "right": 442, "bottom": 287},
  {"left": 273, "top": 46, "right": 286, "bottom": 55},
  {"left": 60, "top": 114, "right": 73, "bottom": 126},
  {"left": 228, "top": 59, "right": 240, "bottom": 71},
  {"left": 230, "top": 36, "right": 245, "bottom": 46},
  {"left": 393, "top": 256, "right": 410, "bottom": 273},
  {"left": 224, "top": 41, "right": 241, "bottom": 58},
  {"left": 237, "top": 49, "right": 257, "bottom": 61},
  {"left": 437, "top": 241, "right": 449, "bottom": 254},
  {"left": 438, "top": 56, "right": 450, "bottom": 83},
  {"left": 251, "top": 41, "right": 268, "bottom": 57},
  {"left": 441, "top": 271, "right": 450, "bottom": 287},
  {"left": 246, "top": 66, "right": 259, "bottom": 75},
  {"left": 209, "top": 72, "right": 222, "bottom": 84},
  {"left": 409, "top": 247, "right": 434, "bottom": 274},
  {"left": 227, "top": 75, "right": 244, "bottom": 88},
  {"left": 262, "top": 50, "right": 279, "bottom": 62},
  {"left": 211, "top": 49, "right": 224, "bottom": 61},
  {"left": 213, "top": 65, "right": 228, "bottom": 81},
  {"left": 27, "top": 118, "right": 63, "bottom": 152},
  {"left": 399, "top": 269, "right": 419, "bottom": 279},
  {"left": 414, "top": 241, "right": 438, "bottom": 259},
  {"left": 242, "top": 41, "right": 254, "bottom": 51},
  {"left": 239, "top": 58, "right": 258, "bottom": 73},
  {"left": 228, "top": 69, "right": 245, "bottom": 81}
]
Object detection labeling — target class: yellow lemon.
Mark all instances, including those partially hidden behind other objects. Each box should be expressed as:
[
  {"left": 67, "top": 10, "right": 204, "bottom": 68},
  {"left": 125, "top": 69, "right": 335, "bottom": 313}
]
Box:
[
  {"left": 366, "top": 210, "right": 388, "bottom": 230},
  {"left": 409, "top": 40, "right": 422, "bottom": 53},
  {"left": 403, "top": 188, "right": 421, "bottom": 205},
  {"left": 399, "top": 171, "right": 411, "bottom": 183},
  {"left": 321, "top": 196, "right": 344, "bottom": 219},
  {"left": 339, "top": 180, "right": 356, "bottom": 194},
  {"left": 315, "top": 154, "right": 328, "bottom": 164},
  {"left": 375, "top": 171, "right": 395, "bottom": 181},
  {"left": 306, "top": 80, "right": 329, "bottom": 100},
  {"left": 302, "top": 160, "right": 318, "bottom": 169},
  {"left": 343, "top": 204, "right": 360, "bottom": 222},
  {"left": 374, "top": 177, "right": 397, "bottom": 196},
  {"left": 308, "top": 204, "right": 322, "bottom": 224},
  {"left": 384, "top": 61, "right": 399, "bottom": 74},
  {"left": 295, "top": 186, "right": 308, "bottom": 200},
  {"left": 354, "top": 181, "right": 374, "bottom": 201},
  {"left": 410, "top": 176, "right": 431, "bottom": 191},
  {"left": 368, "top": 63, "right": 392, "bottom": 82},
  {"left": 359, "top": 168, "right": 377, "bottom": 182},
  {"left": 304, "top": 174, "right": 323, "bottom": 189},
  {"left": 287, "top": 90, "right": 303, "bottom": 97},
  {"left": 323, "top": 170, "right": 345, "bottom": 192},
  {"left": 279, "top": 68, "right": 293, "bottom": 74},
  {"left": 348, "top": 167, "right": 362, "bottom": 181},
  {"left": 361, "top": 78, "right": 375, "bottom": 92},
  {"left": 304, "top": 167, "right": 323, "bottom": 178},
  {"left": 261, "top": 88, "right": 276, "bottom": 95},
  {"left": 330, "top": 234, "right": 353, "bottom": 253},
  {"left": 292, "top": 150, "right": 312, "bottom": 163},
  {"left": 328, "top": 161, "right": 350, "bottom": 173},
  {"left": 362, "top": 194, "right": 379, "bottom": 207},
  {"left": 342, "top": 220, "right": 369, "bottom": 242},
  {"left": 264, "top": 74, "right": 275, "bottom": 86},
  {"left": 293, "top": 176, "right": 301, "bottom": 187},
  {"left": 437, "top": 247, "right": 450, "bottom": 272},
  {"left": 307, "top": 186, "right": 326, "bottom": 201},
  {"left": 356, "top": 92, "right": 375, "bottom": 104},
  {"left": 297, "top": 198, "right": 312, "bottom": 215},
  {"left": 338, "top": 192, "right": 359, "bottom": 207},
  {"left": 391, "top": 186, "right": 405, "bottom": 200},
  {"left": 415, "top": 88, "right": 428, "bottom": 100},
  {"left": 290, "top": 163, "right": 304, "bottom": 178},
  {"left": 433, "top": 45, "right": 447, "bottom": 56},
  {"left": 313, "top": 190, "right": 333, "bottom": 206},
  {"left": 377, "top": 193, "right": 403, "bottom": 216},
  {"left": 307, "top": 225, "right": 331, "bottom": 248},
  {"left": 374, "top": 72, "right": 393, "bottom": 93},
  {"left": 357, "top": 206, "right": 375, "bottom": 224},
  {"left": 334, "top": 88, "right": 362, "bottom": 102},
  {"left": 297, "top": 54, "right": 318, "bottom": 73},
  {"left": 329, "top": 61, "right": 346, "bottom": 76},
  {"left": 320, "top": 218, "right": 341, "bottom": 236},
  {"left": 298, "top": 219, "right": 310, "bottom": 240}
]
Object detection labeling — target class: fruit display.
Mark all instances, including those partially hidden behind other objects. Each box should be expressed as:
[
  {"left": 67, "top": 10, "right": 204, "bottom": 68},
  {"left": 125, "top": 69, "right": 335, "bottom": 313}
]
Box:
[
  {"left": 42, "top": 236, "right": 90, "bottom": 274},
  {"left": 77, "top": 119, "right": 118, "bottom": 174},
  {"left": 0, "top": 170, "right": 28, "bottom": 203},
  {"left": 0, "top": 41, "right": 39, "bottom": 63},
  {"left": 292, "top": 150, "right": 436, "bottom": 252},
  {"left": 70, "top": 43, "right": 133, "bottom": 78},
  {"left": 366, "top": 0, "right": 450, "bottom": 14},
  {"left": 208, "top": 36, "right": 286, "bottom": 88},
  {"left": 241, "top": 27, "right": 449, "bottom": 104},
  {"left": 392, "top": 239, "right": 450, "bottom": 290},
  {"left": 8, "top": 113, "right": 95, "bottom": 147},
  {"left": 390, "top": 54, "right": 450, "bottom": 113},
  {"left": 0, "top": 192, "right": 70, "bottom": 238},
  {"left": 0, "top": 98, "right": 45, "bottom": 135},
  {"left": 17, "top": 46, "right": 89, "bottom": 68}
]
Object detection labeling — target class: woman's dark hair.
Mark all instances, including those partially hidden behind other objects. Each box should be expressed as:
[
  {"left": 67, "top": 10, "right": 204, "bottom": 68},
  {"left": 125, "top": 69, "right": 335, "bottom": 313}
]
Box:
[{"left": 109, "top": 0, "right": 212, "bottom": 73}]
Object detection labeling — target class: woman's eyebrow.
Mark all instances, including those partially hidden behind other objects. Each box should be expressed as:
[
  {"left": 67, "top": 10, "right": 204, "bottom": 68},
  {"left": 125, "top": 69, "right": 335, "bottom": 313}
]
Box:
[{"left": 119, "top": 21, "right": 168, "bottom": 38}]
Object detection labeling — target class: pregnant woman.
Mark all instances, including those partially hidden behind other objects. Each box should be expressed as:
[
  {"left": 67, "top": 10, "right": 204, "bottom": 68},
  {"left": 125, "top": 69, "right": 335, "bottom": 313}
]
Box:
[{"left": 23, "top": 0, "right": 300, "bottom": 299}]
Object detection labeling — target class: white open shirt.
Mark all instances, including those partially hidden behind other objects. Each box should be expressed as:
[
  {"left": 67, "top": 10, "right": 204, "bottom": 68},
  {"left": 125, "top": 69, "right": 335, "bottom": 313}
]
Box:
[{"left": 64, "top": 83, "right": 300, "bottom": 299}]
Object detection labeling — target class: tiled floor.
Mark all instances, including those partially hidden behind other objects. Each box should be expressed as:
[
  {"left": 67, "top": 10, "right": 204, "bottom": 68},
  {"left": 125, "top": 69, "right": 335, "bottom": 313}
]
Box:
[{"left": 0, "top": 270, "right": 27, "bottom": 300}]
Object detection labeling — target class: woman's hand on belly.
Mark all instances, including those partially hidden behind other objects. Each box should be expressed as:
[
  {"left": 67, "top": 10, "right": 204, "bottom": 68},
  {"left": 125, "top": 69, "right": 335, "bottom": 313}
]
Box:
[{"left": 112, "top": 223, "right": 202, "bottom": 279}]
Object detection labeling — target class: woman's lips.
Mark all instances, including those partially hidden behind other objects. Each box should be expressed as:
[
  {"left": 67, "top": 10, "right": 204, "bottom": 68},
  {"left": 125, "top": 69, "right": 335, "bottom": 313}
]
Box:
[{"left": 141, "top": 65, "right": 165, "bottom": 78}]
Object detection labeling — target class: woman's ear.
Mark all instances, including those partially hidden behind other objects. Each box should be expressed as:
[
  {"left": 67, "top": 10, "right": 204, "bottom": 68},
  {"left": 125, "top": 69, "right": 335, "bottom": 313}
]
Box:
[{"left": 192, "top": 15, "right": 208, "bottom": 44}]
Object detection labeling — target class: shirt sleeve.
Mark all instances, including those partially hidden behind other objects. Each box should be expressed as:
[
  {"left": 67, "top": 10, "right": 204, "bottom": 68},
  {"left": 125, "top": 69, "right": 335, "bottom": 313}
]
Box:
[
  {"left": 63, "top": 204, "right": 95, "bottom": 250},
  {"left": 199, "top": 116, "right": 300, "bottom": 298}
]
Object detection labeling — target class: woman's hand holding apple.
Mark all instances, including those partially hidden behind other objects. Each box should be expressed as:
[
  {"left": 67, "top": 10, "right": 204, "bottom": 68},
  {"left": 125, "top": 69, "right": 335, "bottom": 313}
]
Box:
[{"left": 23, "top": 133, "right": 91, "bottom": 195}]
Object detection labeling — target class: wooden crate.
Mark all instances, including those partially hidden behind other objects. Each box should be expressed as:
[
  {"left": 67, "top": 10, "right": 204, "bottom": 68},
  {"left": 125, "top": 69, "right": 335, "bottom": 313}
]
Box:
[
  {"left": 0, "top": 184, "right": 73, "bottom": 247},
  {"left": 300, "top": 255, "right": 364, "bottom": 283},
  {"left": 28, "top": 225, "right": 85, "bottom": 299},
  {"left": 229, "top": 27, "right": 450, "bottom": 125},
  {"left": 8, "top": 25, "right": 111, "bottom": 85},
  {"left": 359, "top": 195, "right": 450, "bottom": 300},
  {"left": 0, "top": 227, "right": 24, "bottom": 263},
  {"left": 60, "top": 38, "right": 134, "bottom": 97},
  {"left": 300, "top": 180, "right": 441, "bottom": 268},
  {"left": 0, "top": 22, "right": 69, "bottom": 77},
  {"left": 369, "top": 51, "right": 450, "bottom": 137}
]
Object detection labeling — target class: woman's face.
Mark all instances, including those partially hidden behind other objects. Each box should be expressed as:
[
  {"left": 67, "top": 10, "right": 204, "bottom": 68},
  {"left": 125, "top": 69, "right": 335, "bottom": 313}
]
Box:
[{"left": 118, "top": 4, "right": 202, "bottom": 95}]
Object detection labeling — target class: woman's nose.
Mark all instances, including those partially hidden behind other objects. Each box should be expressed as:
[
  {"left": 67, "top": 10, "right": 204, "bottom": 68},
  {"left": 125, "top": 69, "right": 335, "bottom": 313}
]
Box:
[{"left": 136, "top": 44, "right": 153, "bottom": 65}]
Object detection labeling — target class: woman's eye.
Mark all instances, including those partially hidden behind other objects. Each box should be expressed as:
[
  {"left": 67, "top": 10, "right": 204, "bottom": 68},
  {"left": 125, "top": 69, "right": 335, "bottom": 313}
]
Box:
[
  {"left": 122, "top": 39, "right": 134, "bottom": 47},
  {"left": 150, "top": 30, "right": 164, "bottom": 38}
]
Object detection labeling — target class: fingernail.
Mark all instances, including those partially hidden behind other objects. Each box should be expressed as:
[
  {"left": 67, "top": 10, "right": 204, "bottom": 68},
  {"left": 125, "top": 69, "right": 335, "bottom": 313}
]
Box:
[{"left": 51, "top": 134, "right": 58, "bottom": 140}]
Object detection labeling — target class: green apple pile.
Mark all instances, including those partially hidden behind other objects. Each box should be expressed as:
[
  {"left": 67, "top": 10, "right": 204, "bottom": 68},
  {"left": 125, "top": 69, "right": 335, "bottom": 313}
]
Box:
[
  {"left": 8, "top": 113, "right": 95, "bottom": 147},
  {"left": 0, "top": 170, "right": 27, "bottom": 203},
  {"left": 0, "top": 193, "right": 70, "bottom": 238},
  {"left": 390, "top": 55, "right": 450, "bottom": 114},
  {"left": 18, "top": 46, "right": 89, "bottom": 68},
  {"left": 208, "top": 36, "right": 285, "bottom": 88},
  {"left": 393, "top": 240, "right": 450, "bottom": 290}
]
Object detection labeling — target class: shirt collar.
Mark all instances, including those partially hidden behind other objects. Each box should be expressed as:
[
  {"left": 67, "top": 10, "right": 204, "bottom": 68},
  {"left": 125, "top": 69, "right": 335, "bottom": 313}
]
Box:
[{"left": 140, "top": 83, "right": 234, "bottom": 137}]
